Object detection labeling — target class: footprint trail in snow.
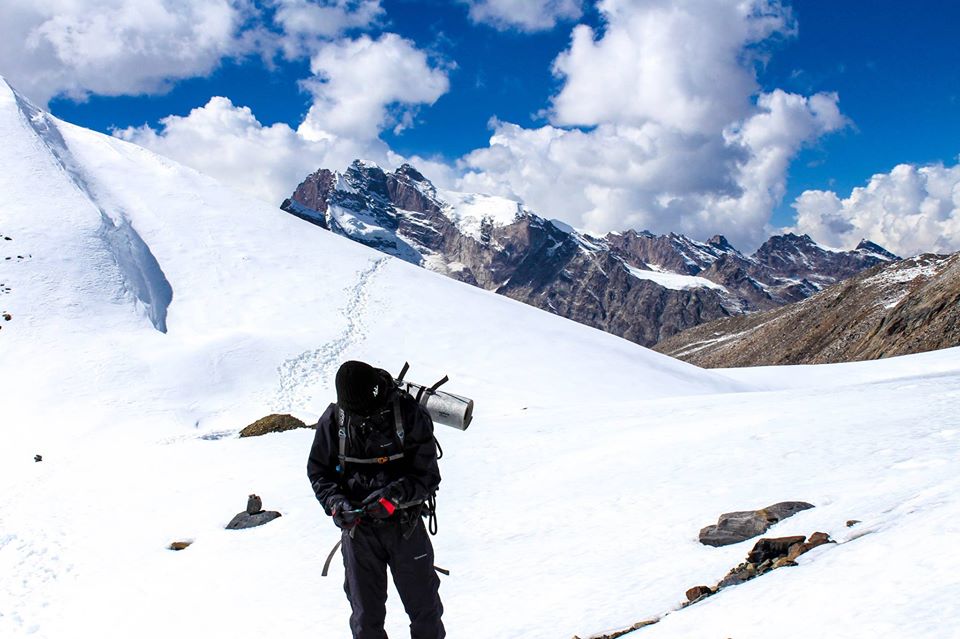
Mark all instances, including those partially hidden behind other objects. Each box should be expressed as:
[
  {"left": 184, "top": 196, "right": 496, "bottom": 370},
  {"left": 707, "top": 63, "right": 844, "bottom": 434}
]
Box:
[{"left": 272, "top": 257, "right": 388, "bottom": 412}]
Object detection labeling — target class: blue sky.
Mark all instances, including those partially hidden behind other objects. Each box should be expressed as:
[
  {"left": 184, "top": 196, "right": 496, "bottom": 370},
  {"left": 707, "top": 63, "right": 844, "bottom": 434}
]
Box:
[{"left": 5, "top": 0, "right": 959, "bottom": 254}]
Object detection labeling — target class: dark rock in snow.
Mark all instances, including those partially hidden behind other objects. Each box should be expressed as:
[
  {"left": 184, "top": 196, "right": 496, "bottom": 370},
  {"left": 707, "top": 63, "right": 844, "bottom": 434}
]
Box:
[
  {"left": 747, "top": 535, "right": 807, "bottom": 564},
  {"left": 699, "top": 501, "right": 814, "bottom": 546},
  {"left": 227, "top": 510, "right": 281, "bottom": 530},
  {"left": 573, "top": 619, "right": 659, "bottom": 639},
  {"left": 34, "top": 454, "right": 42, "bottom": 462},
  {"left": 684, "top": 585, "right": 714, "bottom": 602},
  {"left": 786, "top": 531, "right": 835, "bottom": 561},
  {"left": 239, "top": 413, "right": 309, "bottom": 437},
  {"left": 227, "top": 495, "right": 280, "bottom": 529},
  {"left": 169, "top": 540, "right": 192, "bottom": 551},
  {"left": 846, "top": 519, "right": 861, "bottom": 527}
]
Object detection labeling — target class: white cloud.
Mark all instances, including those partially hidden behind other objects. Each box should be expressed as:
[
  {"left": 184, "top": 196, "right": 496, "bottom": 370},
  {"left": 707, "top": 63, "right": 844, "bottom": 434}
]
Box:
[
  {"left": 115, "top": 92, "right": 458, "bottom": 206},
  {"left": 550, "top": 0, "right": 795, "bottom": 133},
  {"left": 459, "top": 89, "right": 844, "bottom": 249},
  {"left": 0, "top": 0, "right": 391, "bottom": 106},
  {"left": 457, "top": 0, "right": 845, "bottom": 250},
  {"left": 791, "top": 163, "right": 960, "bottom": 257},
  {"left": 459, "top": 0, "right": 583, "bottom": 32},
  {"left": 1, "top": 0, "right": 256, "bottom": 105},
  {"left": 269, "top": 0, "right": 385, "bottom": 58},
  {"left": 298, "top": 33, "right": 450, "bottom": 141},
  {"left": 115, "top": 96, "right": 373, "bottom": 205}
]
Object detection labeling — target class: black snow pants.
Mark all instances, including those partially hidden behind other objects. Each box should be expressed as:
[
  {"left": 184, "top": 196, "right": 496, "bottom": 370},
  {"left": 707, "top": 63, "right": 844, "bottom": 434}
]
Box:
[{"left": 342, "top": 519, "right": 445, "bottom": 639}]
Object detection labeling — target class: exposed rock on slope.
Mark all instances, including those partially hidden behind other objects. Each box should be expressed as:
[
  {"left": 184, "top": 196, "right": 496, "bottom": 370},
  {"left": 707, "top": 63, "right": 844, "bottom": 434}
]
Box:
[
  {"left": 282, "top": 161, "right": 895, "bottom": 346},
  {"left": 655, "top": 253, "right": 960, "bottom": 366},
  {"left": 699, "top": 501, "right": 814, "bottom": 547},
  {"left": 238, "top": 413, "right": 309, "bottom": 438}
]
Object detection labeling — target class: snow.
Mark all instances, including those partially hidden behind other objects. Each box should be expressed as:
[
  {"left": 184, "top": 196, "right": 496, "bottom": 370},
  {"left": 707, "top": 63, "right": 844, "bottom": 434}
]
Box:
[
  {"left": 624, "top": 263, "right": 729, "bottom": 292},
  {"left": 436, "top": 189, "right": 522, "bottom": 240},
  {"left": 3, "top": 77, "right": 960, "bottom": 639},
  {"left": 866, "top": 258, "right": 944, "bottom": 286}
]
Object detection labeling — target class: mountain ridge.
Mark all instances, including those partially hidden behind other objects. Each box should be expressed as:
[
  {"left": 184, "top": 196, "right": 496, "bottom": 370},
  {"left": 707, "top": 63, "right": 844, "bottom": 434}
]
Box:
[
  {"left": 282, "top": 160, "right": 898, "bottom": 346},
  {"left": 654, "top": 252, "right": 960, "bottom": 366}
]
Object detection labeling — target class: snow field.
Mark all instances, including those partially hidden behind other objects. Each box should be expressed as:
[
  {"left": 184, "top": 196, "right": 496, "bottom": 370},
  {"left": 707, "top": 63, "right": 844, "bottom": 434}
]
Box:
[
  {"left": 4, "top": 359, "right": 960, "bottom": 638},
  {"left": 2, "top": 77, "right": 960, "bottom": 639}
]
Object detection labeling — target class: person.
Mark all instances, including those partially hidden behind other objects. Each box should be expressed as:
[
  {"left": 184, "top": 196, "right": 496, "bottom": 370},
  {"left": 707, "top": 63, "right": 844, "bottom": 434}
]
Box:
[{"left": 308, "top": 360, "right": 445, "bottom": 639}]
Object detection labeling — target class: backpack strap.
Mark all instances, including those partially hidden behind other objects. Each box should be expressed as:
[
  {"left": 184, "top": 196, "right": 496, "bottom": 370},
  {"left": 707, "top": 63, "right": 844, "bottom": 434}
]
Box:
[{"left": 336, "top": 406, "right": 347, "bottom": 476}]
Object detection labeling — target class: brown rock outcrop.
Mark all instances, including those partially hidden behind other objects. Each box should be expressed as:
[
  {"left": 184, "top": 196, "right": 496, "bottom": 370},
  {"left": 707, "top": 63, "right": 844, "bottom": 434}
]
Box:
[
  {"left": 239, "top": 414, "right": 309, "bottom": 438},
  {"left": 656, "top": 253, "right": 960, "bottom": 366}
]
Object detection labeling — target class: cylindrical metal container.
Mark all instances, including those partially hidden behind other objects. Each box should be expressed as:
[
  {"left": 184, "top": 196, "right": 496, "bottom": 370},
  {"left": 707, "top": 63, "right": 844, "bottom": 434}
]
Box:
[{"left": 397, "top": 381, "right": 474, "bottom": 431}]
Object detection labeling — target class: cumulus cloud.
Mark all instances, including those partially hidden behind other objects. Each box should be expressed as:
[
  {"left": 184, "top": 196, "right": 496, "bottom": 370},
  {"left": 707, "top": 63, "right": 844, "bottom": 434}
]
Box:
[
  {"left": 269, "top": 0, "right": 385, "bottom": 58},
  {"left": 298, "top": 33, "right": 450, "bottom": 141},
  {"left": 115, "top": 97, "right": 370, "bottom": 204},
  {"left": 116, "top": 85, "right": 457, "bottom": 205},
  {"left": 0, "top": 0, "right": 257, "bottom": 105},
  {"left": 460, "top": 89, "right": 845, "bottom": 248},
  {"left": 550, "top": 0, "right": 795, "bottom": 133},
  {"left": 458, "top": 0, "right": 845, "bottom": 250},
  {"left": 0, "top": 0, "right": 391, "bottom": 106},
  {"left": 96, "top": 13, "right": 450, "bottom": 205},
  {"left": 791, "top": 163, "right": 960, "bottom": 256},
  {"left": 459, "top": 0, "right": 583, "bottom": 32}
]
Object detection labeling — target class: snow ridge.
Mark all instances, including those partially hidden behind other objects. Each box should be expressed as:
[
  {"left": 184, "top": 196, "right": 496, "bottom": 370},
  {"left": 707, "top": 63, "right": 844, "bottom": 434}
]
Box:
[{"left": 12, "top": 88, "right": 173, "bottom": 332}]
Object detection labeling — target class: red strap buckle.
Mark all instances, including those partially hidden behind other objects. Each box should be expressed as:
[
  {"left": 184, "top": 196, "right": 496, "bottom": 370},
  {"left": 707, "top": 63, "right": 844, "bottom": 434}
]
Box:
[{"left": 379, "top": 497, "right": 397, "bottom": 516}]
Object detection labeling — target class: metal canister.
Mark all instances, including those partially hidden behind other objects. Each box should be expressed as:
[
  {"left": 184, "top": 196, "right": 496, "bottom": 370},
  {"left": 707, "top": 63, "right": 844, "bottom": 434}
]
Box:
[{"left": 398, "top": 381, "right": 474, "bottom": 430}]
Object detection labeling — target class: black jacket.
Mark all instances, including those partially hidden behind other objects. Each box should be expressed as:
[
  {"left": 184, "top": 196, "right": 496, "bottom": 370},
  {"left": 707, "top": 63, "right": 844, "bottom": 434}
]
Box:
[{"left": 307, "top": 385, "right": 441, "bottom": 515}]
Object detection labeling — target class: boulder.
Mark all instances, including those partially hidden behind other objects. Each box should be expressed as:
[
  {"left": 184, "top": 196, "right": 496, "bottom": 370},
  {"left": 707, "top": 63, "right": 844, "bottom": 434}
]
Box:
[
  {"left": 685, "top": 585, "right": 714, "bottom": 602},
  {"left": 226, "top": 495, "right": 281, "bottom": 529},
  {"left": 169, "top": 541, "right": 193, "bottom": 551},
  {"left": 699, "top": 501, "right": 814, "bottom": 546},
  {"left": 239, "top": 414, "right": 309, "bottom": 437},
  {"left": 747, "top": 535, "right": 807, "bottom": 565},
  {"left": 226, "top": 510, "right": 281, "bottom": 530},
  {"left": 786, "top": 531, "right": 835, "bottom": 561}
]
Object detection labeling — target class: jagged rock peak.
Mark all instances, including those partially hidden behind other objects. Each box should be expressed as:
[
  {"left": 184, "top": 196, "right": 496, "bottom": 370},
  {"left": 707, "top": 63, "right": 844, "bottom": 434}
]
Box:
[
  {"left": 856, "top": 239, "right": 899, "bottom": 259},
  {"left": 707, "top": 235, "right": 734, "bottom": 250},
  {"left": 395, "top": 163, "right": 429, "bottom": 182}
]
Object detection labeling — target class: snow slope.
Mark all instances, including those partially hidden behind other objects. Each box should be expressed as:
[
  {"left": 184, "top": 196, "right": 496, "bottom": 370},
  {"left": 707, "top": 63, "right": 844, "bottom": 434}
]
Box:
[{"left": 2, "top": 77, "right": 960, "bottom": 639}]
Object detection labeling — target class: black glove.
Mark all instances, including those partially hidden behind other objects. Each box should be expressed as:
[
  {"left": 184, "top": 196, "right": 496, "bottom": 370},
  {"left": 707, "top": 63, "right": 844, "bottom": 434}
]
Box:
[
  {"left": 330, "top": 497, "right": 360, "bottom": 530},
  {"left": 362, "top": 486, "right": 401, "bottom": 520}
]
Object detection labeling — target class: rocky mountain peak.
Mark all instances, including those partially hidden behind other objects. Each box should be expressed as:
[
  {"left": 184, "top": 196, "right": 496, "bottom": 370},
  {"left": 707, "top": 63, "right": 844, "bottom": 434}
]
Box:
[
  {"left": 707, "top": 235, "right": 734, "bottom": 251},
  {"left": 281, "top": 160, "right": 898, "bottom": 347},
  {"left": 855, "top": 239, "right": 899, "bottom": 260},
  {"left": 395, "top": 163, "right": 429, "bottom": 183}
]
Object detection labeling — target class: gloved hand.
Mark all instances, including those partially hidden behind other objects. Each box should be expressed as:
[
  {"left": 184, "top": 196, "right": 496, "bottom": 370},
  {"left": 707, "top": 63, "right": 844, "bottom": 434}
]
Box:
[
  {"left": 361, "top": 486, "right": 400, "bottom": 520},
  {"left": 330, "top": 497, "right": 360, "bottom": 530}
]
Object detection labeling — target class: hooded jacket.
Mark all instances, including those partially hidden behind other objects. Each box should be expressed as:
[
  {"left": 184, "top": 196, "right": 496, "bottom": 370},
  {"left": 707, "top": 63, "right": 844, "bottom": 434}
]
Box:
[{"left": 307, "top": 379, "right": 441, "bottom": 516}]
